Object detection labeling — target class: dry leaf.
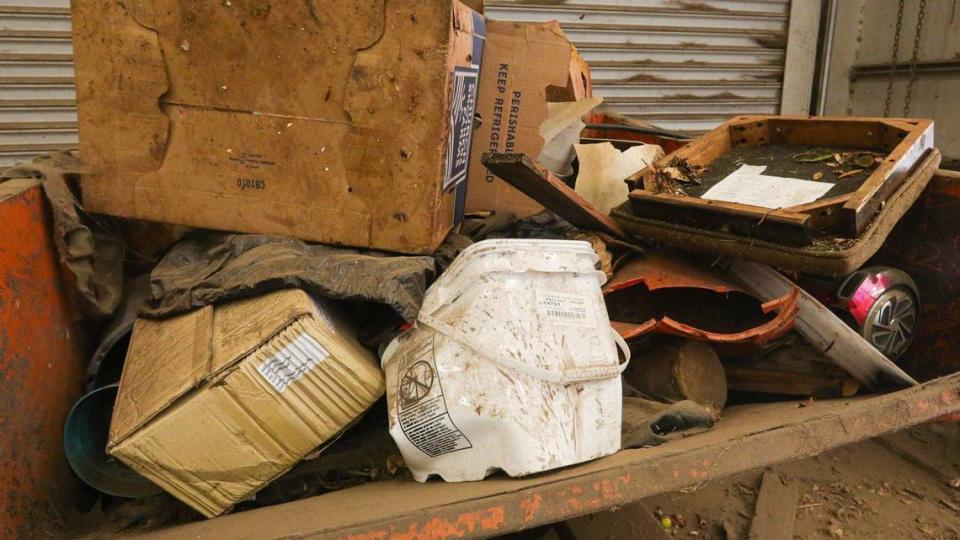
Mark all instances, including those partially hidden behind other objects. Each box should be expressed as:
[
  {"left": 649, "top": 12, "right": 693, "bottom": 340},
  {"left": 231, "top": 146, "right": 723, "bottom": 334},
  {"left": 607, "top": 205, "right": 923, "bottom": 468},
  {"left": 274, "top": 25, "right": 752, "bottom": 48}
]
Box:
[
  {"left": 837, "top": 168, "right": 864, "bottom": 178},
  {"left": 794, "top": 150, "right": 835, "bottom": 163},
  {"left": 853, "top": 154, "right": 876, "bottom": 168},
  {"left": 662, "top": 167, "right": 686, "bottom": 180},
  {"left": 813, "top": 172, "right": 824, "bottom": 181}
]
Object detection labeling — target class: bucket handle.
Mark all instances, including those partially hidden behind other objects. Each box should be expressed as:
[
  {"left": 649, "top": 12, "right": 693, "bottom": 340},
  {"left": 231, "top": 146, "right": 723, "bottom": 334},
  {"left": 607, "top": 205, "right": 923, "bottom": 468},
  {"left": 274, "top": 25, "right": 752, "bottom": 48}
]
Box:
[{"left": 417, "top": 313, "right": 630, "bottom": 386}]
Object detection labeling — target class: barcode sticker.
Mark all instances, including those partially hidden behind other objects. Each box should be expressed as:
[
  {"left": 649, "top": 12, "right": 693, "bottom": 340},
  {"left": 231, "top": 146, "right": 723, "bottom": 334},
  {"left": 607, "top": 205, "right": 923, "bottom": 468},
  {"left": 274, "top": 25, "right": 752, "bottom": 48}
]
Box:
[
  {"left": 258, "top": 333, "right": 330, "bottom": 393},
  {"left": 536, "top": 291, "right": 596, "bottom": 328}
]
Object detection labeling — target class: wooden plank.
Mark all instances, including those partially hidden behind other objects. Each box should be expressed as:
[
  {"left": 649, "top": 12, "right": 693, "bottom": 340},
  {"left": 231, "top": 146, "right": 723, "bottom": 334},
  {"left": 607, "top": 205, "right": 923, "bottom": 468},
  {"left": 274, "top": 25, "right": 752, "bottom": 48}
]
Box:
[
  {"left": 481, "top": 152, "right": 626, "bottom": 239},
  {"left": 783, "top": 194, "right": 851, "bottom": 214},
  {"left": 841, "top": 120, "right": 936, "bottom": 236},
  {"left": 747, "top": 470, "right": 799, "bottom": 540},
  {"left": 767, "top": 117, "right": 882, "bottom": 147},
  {"left": 615, "top": 149, "right": 942, "bottom": 278},
  {"left": 138, "top": 372, "right": 960, "bottom": 540},
  {"left": 725, "top": 346, "right": 860, "bottom": 398},
  {"left": 728, "top": 117, "right": 771, "bottom": 147},
  {"left": 628, "top": 190, "right": 813, "bottom": 245},
  {"left": 630, "top": 115, "right": 936, "bottom": 242},
  {"left": 785, "top": 194, "right": 850, "bottom": 234}
]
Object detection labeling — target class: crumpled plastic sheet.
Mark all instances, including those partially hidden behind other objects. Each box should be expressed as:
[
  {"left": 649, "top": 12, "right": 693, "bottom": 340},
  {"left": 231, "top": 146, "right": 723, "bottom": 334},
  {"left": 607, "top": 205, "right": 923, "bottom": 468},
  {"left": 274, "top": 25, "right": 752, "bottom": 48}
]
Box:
[
  {"left": 143, "top": 232, "right": 436, "bottom": 323},
  {"left": 0, "top": 152, "right": 123, "bottom": 318}
]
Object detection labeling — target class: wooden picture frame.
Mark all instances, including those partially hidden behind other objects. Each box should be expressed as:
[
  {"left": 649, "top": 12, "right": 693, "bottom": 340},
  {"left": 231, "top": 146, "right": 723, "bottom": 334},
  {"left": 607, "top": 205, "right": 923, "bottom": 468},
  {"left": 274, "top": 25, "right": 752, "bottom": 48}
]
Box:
[{"left": 627, "top": 116, "right": 935, "bottom": 245}]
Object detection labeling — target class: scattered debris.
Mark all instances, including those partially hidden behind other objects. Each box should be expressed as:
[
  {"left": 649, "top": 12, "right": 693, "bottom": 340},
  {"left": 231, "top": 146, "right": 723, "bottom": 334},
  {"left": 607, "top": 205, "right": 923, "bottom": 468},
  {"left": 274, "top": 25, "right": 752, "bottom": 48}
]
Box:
[
  {"left": 792, "top": 149, "right": 883, "bottom": 180},
  {"left": 827, "top": 522, "right": 845, "bottom": 538},
  {"left": 651, "top": 157, "right": 705, "bottom": 195},
  {"left": 557, "top": 501, "right": 672, "bottom": 540},
  {"left": 837, "top": 168, "right": 865, "bottom": 179},
  {"left": 725, "top": 259, "right": 917, "bottom": 387},
  {"left": 7, "top": 1, "right": 953, "bottom": 535},
  {"left": 747, "top": 470, "right": 799, "bottom": 540},
  {"left": 574, "top": 141, "right": 663, "bottom": 214},
  {"left": 604, "top": 250, "right": 798, "bottom": 346}
]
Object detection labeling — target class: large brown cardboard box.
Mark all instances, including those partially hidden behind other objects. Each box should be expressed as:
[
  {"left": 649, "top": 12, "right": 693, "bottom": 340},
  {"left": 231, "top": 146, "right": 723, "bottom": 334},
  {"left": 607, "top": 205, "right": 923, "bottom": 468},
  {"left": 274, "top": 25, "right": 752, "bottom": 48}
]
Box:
[
  {"left": 465, "top": 20, "right": 591, "bottom": 217},
  {"left": 71, "top": 1, "right": 485, "bottom": 255},
  {"left": 107, "top": 290, "right": 385, "bottom": 517}
]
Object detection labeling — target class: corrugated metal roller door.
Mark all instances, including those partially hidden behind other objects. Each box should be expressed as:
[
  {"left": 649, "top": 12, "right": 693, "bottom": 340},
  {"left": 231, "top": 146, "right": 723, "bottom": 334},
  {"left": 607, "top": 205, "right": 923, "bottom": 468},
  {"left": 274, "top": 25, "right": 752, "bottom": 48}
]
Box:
[
  {"left": 0, "top": 1, "right": 75, "bottom": 167},
  {"left": 484, "top": 0, "right": 790, "bottom": 134},
  {"left": 0, "top": 1, "right": 789, "bottom": 166}
]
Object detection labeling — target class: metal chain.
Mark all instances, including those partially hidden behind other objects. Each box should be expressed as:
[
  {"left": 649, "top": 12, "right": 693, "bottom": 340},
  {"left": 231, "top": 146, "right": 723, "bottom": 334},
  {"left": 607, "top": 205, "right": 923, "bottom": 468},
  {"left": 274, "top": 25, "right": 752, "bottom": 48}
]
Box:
[
  {"left": 904, "top": 0, "right": 927, "bottom": 116},
  {"left": 884, "top": 0, "right": 906, "bottom": 117}
]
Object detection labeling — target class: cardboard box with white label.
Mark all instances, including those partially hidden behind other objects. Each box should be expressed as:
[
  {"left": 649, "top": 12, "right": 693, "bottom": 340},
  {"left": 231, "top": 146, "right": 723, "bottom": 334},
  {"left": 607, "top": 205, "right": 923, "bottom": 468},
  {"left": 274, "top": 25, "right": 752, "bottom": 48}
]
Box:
[{"left": 107, "top": 290, "right": 384, "bottom": 517}]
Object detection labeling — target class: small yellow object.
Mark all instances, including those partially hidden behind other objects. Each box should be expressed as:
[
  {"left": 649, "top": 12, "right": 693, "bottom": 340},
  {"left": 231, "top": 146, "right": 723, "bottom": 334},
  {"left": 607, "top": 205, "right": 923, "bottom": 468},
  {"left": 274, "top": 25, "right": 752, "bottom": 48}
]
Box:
[
  {"left": 661, "top": 516, "right": 673, "bottom": 529},
  {"left": 813, "top": 172, "right": 824, "bottom": 181}
]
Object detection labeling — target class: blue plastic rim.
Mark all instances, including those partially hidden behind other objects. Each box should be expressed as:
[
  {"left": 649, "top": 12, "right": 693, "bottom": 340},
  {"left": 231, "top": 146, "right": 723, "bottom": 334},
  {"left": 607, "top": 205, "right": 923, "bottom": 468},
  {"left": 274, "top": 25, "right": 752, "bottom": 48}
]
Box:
[{"left": 63, "top": 383, "right": 162, "bottom": 498}]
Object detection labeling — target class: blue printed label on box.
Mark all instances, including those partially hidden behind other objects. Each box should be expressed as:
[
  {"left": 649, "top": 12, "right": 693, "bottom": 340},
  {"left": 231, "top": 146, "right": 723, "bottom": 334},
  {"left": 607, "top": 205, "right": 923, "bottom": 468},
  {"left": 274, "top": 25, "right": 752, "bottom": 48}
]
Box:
[{"left": 444, "top": 65, "right": 480, "bottom": 192}]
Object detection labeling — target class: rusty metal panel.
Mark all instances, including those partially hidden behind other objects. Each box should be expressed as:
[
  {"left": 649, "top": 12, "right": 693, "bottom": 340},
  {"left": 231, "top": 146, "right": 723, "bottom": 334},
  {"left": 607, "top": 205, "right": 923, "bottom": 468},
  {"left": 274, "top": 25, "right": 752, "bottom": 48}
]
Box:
[
  {"left": 0, "top": 183, "right": 90, "bottom": 539},
  {"left": 485, "top": 0, "right": 790, "bottom": 134},
  {"left": 0, "top": 3, "right": 77, "bottom": 166},
  {"left": 138, "top": 372, "right": 960, "bottom": 540}
]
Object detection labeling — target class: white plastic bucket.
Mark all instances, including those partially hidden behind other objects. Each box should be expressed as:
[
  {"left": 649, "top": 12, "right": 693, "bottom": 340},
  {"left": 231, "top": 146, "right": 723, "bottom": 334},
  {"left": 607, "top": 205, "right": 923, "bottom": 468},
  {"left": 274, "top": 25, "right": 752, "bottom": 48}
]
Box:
[{"left": 382, "top": 239, "right": 629, "bottom": 482}]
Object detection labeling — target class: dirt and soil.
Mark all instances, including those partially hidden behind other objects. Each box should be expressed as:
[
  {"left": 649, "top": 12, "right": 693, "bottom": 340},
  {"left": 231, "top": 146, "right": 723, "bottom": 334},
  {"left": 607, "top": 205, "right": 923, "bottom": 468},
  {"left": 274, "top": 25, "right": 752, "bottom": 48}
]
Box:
[
  {"left": 682, "top": 144, "right": 877, "bottom": 199},
  {"left": 500, "top": 424, "right": 960, "bottom": 539},
  {"left": 647, "top": 424, "right": 960, "bottom": 539}
]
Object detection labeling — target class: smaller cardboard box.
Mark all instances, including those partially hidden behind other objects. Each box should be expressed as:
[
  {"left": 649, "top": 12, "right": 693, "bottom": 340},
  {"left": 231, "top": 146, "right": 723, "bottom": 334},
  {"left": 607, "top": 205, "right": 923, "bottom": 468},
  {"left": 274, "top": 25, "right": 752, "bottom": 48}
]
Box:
[
  {"left": 108, "top": 289, "right": 384, "bottom": 517},
  {"left": 465, "top": 20, "right": 591, "bottom": 217}
]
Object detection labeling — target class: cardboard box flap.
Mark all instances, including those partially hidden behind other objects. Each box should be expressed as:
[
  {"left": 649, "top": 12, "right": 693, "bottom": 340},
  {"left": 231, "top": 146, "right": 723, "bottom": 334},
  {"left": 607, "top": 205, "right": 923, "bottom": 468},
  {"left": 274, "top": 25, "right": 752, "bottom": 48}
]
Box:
[
  {"left": 109, "top": 289, "right": 316, "bottom": 445},
  {"left": 210, "top": 289, "right": 317, "bottom": 375},
  {"left": 109, "top": 306, "right": 214, "bottom": 445},
  {"left": 488, "top": 20, "right": 572, "bottom": 145},
  {"left": 465, "top": 19, "right": 580, "bottom": 216}
]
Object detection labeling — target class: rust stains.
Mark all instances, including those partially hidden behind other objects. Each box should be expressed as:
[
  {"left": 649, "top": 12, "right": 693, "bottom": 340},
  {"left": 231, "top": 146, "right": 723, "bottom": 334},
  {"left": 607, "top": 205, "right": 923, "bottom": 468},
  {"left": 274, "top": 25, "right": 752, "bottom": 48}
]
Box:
[
  {"left": 0, "top": 185, "right": 90, "bottom": 539},
  {"left": 339, "top": 507, "right": 505, "bottom": 540}
]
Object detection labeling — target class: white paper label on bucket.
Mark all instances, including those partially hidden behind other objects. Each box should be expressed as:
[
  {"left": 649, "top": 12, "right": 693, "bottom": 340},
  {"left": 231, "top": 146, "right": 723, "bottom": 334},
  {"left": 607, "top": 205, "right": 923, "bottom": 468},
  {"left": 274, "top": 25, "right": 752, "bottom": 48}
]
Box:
[
  {"left": 536, "top": 291, "right": 596, "bottom": 328},
  {"left": 397, "top": 338, "right": 472, "bottom": 457},
  {"left": 258, "top": 333, "right": 330, "bottom": 393}
]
